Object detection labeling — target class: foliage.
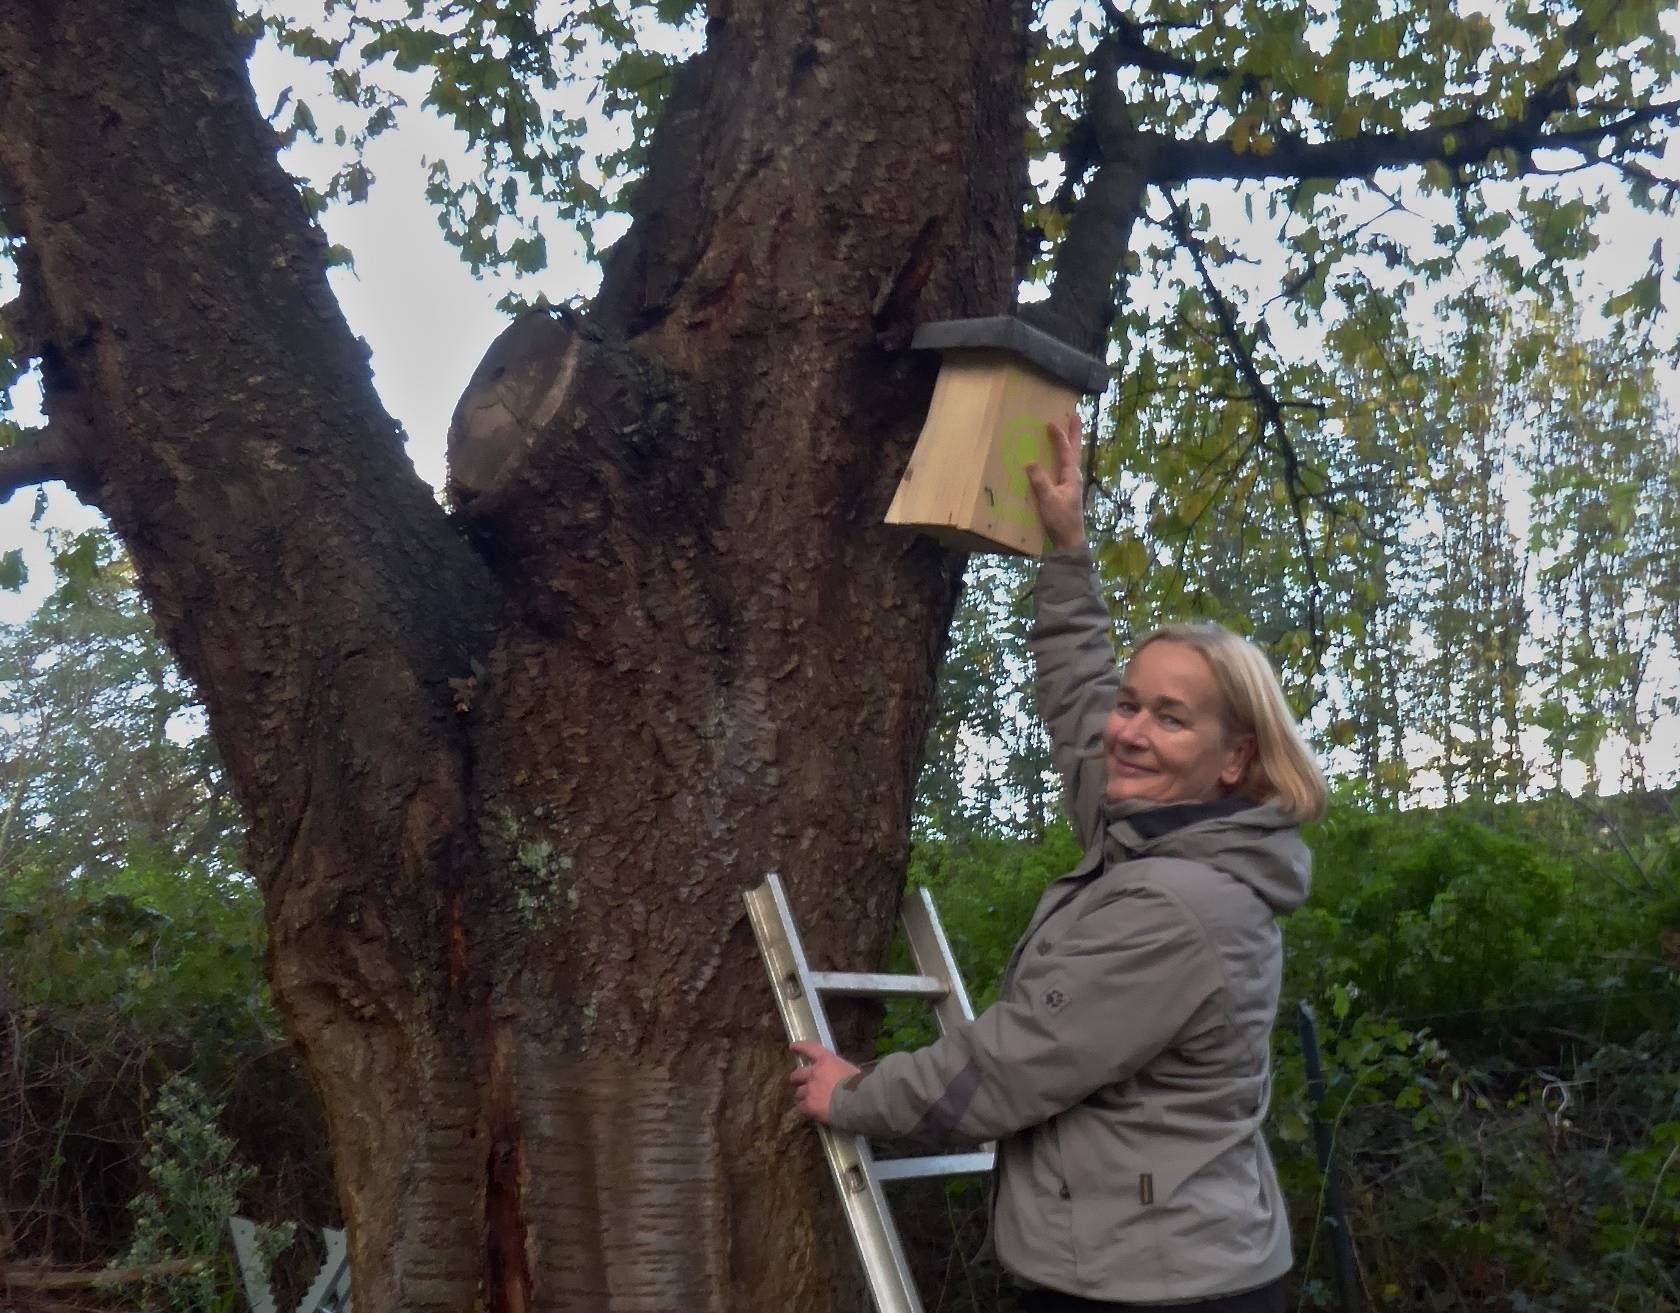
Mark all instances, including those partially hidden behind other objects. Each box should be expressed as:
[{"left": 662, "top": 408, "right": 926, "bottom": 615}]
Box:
[
  {"left": 0, "top": 851, "right": 328, "bottom": 1276},
  {"left": 1519, "top": 320, "right": 1680, "bottom": 789},
  {"left": 250, "top": 0, "right": 703, "bottom": 272},
  {"left": 1286, "top": 799, "right": 1679, "bottom": 1046},
  {"left": 0, "top": 537, "right": 326, "bottom": 1271},
  {"left": 114, "top": 1074, "right": 294, "bottom": 1313},
  {"left": 0, "top": 529, "right": 244, "bottom": 887},
  {"left": 884, "top": 802, "right": 1680, "bottom": 1312},
  {"left": 1271, "top": 800, "right": 1680, "bottom": 1307},
  {"left": 1268, "top": 1010, "right": 1680, "bottom": 1312},
  {"left": 915, "top": 557, "right": 1060, "bottom": 842},
  {"left": 248, "top": 0, "right": 1680, "bottom": 300}
]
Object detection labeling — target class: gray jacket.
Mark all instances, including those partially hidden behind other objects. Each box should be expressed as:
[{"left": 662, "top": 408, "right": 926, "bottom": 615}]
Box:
[{"left": 827, "top": 551, "right": 1311, "bottom": 1302}]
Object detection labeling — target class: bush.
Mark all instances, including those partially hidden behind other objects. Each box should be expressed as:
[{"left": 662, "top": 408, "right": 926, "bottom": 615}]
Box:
[
  {"left": 115, "top": 1074, "right": 294, "bottom": 1313},
  {"left": 1290, "top": 803, "right": 1676, "bottom": 1049},
  {"left": 0, "top": 859, "right": 330, "bottom": 1271},
  {"left": 883, "top": 800, "right": 1680, "bottom": 1312}
]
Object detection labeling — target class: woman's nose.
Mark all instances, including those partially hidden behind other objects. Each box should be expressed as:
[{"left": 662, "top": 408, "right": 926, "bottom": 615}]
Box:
[{"left": 1108, "top": 711, "right": 1147, "bottom": 748}]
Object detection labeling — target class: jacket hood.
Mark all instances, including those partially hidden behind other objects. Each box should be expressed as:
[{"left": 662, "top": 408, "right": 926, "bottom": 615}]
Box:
[{"left": 1101, "top": 796, "right": 1313, "bottom": 914}]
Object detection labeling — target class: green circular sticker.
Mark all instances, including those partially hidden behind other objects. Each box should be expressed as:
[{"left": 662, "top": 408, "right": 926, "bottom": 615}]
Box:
[{"left": 1001, "top": 415, "right": 1045, "bottom": 503}]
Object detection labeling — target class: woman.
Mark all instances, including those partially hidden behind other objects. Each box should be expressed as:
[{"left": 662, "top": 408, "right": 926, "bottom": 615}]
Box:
[{"left": 789, "top": 416, "right": 1328, "bottom": 1311}]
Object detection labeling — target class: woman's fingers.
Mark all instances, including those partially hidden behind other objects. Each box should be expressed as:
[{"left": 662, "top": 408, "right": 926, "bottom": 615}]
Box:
[
  {"left": 1055, "top": 413, "right": 1082, "bottom": 484},
  {"left": 1046, "top": 421, "right": 1069, "bottom": 484},
  {"left": 1029, "top": 415, "right": 1088, "bottom": 551},
  {"left": 787, "top": 1041, "right": 858, "bottom": 1124}
]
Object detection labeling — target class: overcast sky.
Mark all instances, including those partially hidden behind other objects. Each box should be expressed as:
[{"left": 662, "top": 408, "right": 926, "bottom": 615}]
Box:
[{"left": 2, "top": 26, "right": 1676, "bottom": 790}]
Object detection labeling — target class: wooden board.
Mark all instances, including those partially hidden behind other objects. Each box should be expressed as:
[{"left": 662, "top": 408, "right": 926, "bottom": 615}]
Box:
[{"left": 885, "top": 351, "right": 1080, "bottom": 556}]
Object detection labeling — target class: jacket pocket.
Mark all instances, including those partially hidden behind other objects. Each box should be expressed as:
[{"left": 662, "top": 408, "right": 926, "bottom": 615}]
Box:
[
  {"left": 1063, "top": 1109, "right": 1159, "bottom": 1291},
  {"left": 1043, "top": 1115, "right": 1076, "bottom": 1266},
  {"left": 994, "top": 1117, "right": 1075, "bottom": 1284}
]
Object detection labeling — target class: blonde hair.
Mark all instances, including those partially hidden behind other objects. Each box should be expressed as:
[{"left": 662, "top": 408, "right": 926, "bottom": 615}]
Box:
[{"left": 1131, "top": 622, "right": 1328, "bottom": 824}]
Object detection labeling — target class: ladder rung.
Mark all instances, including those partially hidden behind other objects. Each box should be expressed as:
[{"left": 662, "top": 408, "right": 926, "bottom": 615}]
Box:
[
  {"left": 872, "top": 1152, "right": 996, "bottom": 1182},
  {"left": 746, "top": 872, "right": 987, "bottom": 1313},
  {"left": 808, "top": 971, "right": 948, "bottom": 999}
]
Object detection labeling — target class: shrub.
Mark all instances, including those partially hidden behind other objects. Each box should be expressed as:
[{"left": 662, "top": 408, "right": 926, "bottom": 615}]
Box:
[
  {"left": 882, "top": 800, "right": 1680, "bottom": 1312},
  {"left": 115, "top": 1074, "right": 294, "bottom": 1313},
  {"left": 0, "top": 859, "right": 330, "bottom": 1269}
]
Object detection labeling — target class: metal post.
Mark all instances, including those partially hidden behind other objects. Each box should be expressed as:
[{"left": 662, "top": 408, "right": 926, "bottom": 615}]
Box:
[{"left": 1295, "top": 1003, "right": 1361, "bottom": 1313}]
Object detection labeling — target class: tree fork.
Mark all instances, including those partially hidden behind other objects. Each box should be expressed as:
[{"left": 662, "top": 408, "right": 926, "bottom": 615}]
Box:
[{"left": 0, "top": 0, "right": 1036, "bottom": 1306}]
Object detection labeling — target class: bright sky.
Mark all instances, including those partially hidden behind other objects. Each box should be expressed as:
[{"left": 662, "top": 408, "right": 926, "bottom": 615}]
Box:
[{"left": 1, "top": 23, "right": 1676, "bottom": 793}]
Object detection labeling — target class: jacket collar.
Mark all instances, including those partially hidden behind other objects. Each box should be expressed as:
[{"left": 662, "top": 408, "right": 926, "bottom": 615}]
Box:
[
  {"left": 1063, "top": 794, "right": 1267, "bottom": 883},
  {"left": 1121, "top": 795, "right": 1255, "bottom": 840}
]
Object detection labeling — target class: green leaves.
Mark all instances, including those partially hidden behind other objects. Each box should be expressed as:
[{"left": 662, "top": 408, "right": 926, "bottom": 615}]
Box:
[
  {"left": 1098, "top": 533, "right": 1151, "bottom": 581},
  {"left": 359, "top": 23, "right": 449, "bottom": 73},
  {"left": 1602, "top": 261, "right": 1665, "bottom": 322},
  {"left": 0, "top": 548, "right": 24, "bottom": 591},
  {"left": 49, "top": 527, "right": 107, "bottom": 606},
  {"left": 0, "top": 527, "right": 245, "bottom": 887},
  {"left": 257, "top": 0, "right": 700, "bottom": 273}
]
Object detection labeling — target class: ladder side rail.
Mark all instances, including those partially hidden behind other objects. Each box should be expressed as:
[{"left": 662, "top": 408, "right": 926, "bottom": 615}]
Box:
[
  {"left": 899, "top": 888, "right": 977, "bottom": 1033},
  {"left": 298, "top": 1227, "right": 350, "bottom": 1313},
  {"left": 743, "top": 874, "right": 925, "bottom": 1313},
  {"left": 898, "top": 888, "right": 997, "bottom": 1171},
  {"left": 227, "top": 1217, "right": 279, "bottom": 1313}
]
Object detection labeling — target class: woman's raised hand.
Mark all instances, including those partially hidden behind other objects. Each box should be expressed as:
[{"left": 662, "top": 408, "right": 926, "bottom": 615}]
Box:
[{"left": 1025, "top": 414, "right": 1087, "bottom": 551}]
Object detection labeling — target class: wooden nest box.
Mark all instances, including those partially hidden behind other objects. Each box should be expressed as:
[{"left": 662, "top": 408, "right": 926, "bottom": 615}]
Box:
[{"left": 885, "top": 316, "right": 1108, "bottom": 556}]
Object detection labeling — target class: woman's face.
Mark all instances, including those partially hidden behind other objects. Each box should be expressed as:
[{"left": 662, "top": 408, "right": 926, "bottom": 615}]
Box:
[{"left": 1103, "top": 640, "right": 1255, "bottom": 807}]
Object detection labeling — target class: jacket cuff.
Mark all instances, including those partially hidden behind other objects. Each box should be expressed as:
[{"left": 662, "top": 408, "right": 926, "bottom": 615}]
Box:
[
  {"left": 826, "top": 1070, "right": 869, "bottom": 1133},
  {"left": 1034, "top": 548, "right": 1097, "bottom": 603}
]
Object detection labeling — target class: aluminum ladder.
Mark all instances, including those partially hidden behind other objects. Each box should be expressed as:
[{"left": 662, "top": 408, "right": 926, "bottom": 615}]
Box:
[
  {"left": 228, "top": 1218, "right": 351, "bottom": 1313},
  {"left": 744, "top": 872, "right": 995, "bottom": 1313}
]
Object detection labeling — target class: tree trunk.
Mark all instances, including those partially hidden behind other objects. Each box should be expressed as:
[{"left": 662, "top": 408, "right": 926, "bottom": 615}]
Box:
[{"left": 0, "top": 1, "right": 1032, "bottom": 1308}]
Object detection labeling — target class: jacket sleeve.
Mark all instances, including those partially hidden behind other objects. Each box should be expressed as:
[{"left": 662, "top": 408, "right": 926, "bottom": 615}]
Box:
[
  {"left": 1028, "top": 548, "right": 1120, "bottom": 851},
  {"left": 826, "top": 884, "right": 1220, "bottom": 1142}
]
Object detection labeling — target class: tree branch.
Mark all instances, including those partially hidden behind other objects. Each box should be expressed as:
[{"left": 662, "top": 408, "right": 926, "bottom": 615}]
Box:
[
  {"left": 1097, "top": 0, "right": 1264, "bottom": 96},
  {"left": 1, "top": 1259, "right": 203, "bottom": 1290},
  {"left": 1612, "top": 156, "right": 1680, "bottom": 205},
  {"left": 1024, "top": 30, "right": 1154, "bottom": 354},
  {"left": 1147, "top": 95, "right": 1680, "bottom": 186},
  {"left": 1166, "top": 194, "right": 1330, "bottom": 663},
  {"left": 0, "top": 422, "right": 78, "bottom": 502},
  {"left": 1044, "top": 27, "right": 1121, "bottom": 221}
]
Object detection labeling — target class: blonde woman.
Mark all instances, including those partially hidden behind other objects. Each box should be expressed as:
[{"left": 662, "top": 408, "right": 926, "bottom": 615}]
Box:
[{"left": 791, "top": 416, "right": 1326, "bottom": 1312}]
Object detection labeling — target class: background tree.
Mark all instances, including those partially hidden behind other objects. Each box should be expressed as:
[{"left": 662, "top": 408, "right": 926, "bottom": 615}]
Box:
[
  {"left": 0, "top": 529, "right": 241, "bottom": 886},
  {"left": 1406, "top": 300, "right": 1535, "bottom": 804},
  {"left": 0, "top": 535, "right": 316, "bottom": 1275},
  {"left": 0, "top": 2, "right": 1677, "bottom": 1309},
  {"left": 914, "top": 557, "right": 1057, "bottom": 842},
  {"left": 1520, "top": 315, "right": 1680, "bottom": 792}
]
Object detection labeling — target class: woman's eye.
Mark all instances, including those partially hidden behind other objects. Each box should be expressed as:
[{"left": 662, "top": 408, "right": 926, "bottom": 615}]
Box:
[{"left": 1159, "top": 715, "right": 1182, "bottom": 729}]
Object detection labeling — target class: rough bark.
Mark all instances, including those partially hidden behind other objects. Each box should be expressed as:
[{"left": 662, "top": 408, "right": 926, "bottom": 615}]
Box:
[{"left": 0, "top": 1, "right": 1031, "bottom": 1309}]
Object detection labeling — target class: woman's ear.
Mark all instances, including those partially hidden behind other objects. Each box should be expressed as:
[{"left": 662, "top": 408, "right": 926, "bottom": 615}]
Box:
[{"left": 1220, "top": 732, "right": 1257, "bottom": 788}]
